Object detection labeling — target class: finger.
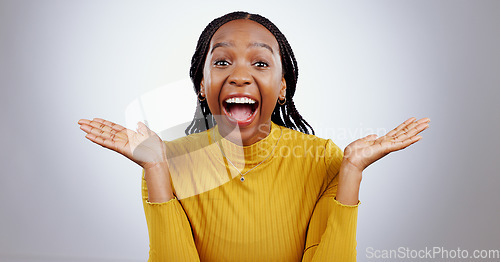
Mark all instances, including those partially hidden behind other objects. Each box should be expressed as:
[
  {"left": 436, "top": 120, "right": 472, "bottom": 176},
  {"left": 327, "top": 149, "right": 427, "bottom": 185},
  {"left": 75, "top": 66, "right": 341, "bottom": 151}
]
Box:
[
  {"left": 90, "top": 118, "right": 128, "bottom": 141},
  {"left": 78, "top": 119, "right": 91, "bottom": 125},
  {"left": 93, "top": 118, "right": 127, "bottom": 132},
  {"left": 125, "top": 128, "right": 140, "bottom": 147},
  {"left": 393, "top": 117, "right": 430, "bottom": 138},
  {"left": 385, "top": 117, "right": 416, "bottom": 138},
  {"left": 394, "top": 122, "right": 429, "bottom": 141},
  {"left": 81, "top": 120, "right": 115, "bottom": 138},
  {"left": 80, "top": 124, "right": 119, "bottom": 144},
  {"left": 80, "top": 120, "right": 129, "bottom": 142},
  {"left": 137, "top": 121, "right": 152, "bottom": 136},
  {"left": 84, "top": 132, "right": 126, "bottom": 153},
  {"left": 90, "top": 118, "right": 130, "bottom": 140},
  {"left": 386, "top": 135, "right": 422, "bottom": 152}
]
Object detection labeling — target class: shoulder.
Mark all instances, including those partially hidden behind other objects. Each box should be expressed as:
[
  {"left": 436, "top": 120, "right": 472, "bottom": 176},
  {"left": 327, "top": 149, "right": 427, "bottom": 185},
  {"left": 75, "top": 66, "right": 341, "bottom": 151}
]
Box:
[
  {"left": 278, "top": 124, "right": 341, "bottom": 152},
  {"left": 277, "top": 124, "right": 344, "bottom": 185},
  {"left": 277, "top": 124, "right": 343, "bottom": 161},
  {"left": 279, "top": 124, "right": 324, "bottom": 144},
  {"left": 162, "top": 129, "right": 212, "bottom": 156}
]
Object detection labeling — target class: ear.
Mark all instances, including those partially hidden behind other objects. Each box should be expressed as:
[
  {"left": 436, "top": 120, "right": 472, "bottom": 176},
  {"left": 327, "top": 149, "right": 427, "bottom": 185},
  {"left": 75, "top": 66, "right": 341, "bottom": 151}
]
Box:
[
  {"left": 200, "top": 79, "right": 205, "bottom": 94},
  {"left": 279, "top": 78, "right": 287, "bottom": 99}
]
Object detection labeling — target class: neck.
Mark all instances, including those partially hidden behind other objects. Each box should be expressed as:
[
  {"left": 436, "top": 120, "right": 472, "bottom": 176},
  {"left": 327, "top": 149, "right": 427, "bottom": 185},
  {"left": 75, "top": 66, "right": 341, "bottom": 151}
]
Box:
[{"left": 217, "top": 120, "right": 272, "bottom": 146}]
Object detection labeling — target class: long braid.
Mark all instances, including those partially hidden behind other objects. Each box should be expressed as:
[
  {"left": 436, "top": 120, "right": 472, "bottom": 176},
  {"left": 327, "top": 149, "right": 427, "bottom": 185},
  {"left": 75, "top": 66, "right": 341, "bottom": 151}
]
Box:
[
  {"left": 185, "top": 99, "right": 216, "bottom": 134},
  {"left": 185, "top": 11, "right": 315, "bottom": 135},
  {"left": 260, "top": 18, "right": 315, "bottom": 135},
  {"left": 249, "top": 14, "right": 315, "bottom": 135}
]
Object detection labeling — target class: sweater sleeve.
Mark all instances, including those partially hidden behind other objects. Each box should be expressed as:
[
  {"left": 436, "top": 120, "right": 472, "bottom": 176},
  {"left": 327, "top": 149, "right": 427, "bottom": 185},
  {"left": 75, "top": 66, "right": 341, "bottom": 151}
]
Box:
[
  {"left": 302, "top": 140, "right": 360, "bottom": 262},
  {"left": 141, "top": 169, "right": 200, "bottom": 261}
]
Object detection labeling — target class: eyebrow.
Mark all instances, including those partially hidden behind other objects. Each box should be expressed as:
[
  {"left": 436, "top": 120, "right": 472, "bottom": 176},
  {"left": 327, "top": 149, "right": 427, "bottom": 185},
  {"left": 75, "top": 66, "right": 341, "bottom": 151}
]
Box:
[
  {"left": 249, "top": 42, "right": 274, "bottom": 54},
  {"left": 210, "top": 41, "right": 274, "bottom": 54},
  {"left": 210, "top": 42, "right": 232, "bottom": 53}
]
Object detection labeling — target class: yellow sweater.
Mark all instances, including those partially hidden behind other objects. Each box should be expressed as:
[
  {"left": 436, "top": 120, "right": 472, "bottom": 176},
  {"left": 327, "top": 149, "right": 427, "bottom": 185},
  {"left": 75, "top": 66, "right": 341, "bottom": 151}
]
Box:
[{"left": 141, "top": 121, "right": 359, "bottom": 261}]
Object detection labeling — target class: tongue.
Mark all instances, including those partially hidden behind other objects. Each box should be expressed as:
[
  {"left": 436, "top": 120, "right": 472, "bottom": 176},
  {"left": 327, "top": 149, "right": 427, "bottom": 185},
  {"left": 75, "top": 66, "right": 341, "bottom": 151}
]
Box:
[{"left": 229, "top": 104, "right": 253, "bottom": 121}]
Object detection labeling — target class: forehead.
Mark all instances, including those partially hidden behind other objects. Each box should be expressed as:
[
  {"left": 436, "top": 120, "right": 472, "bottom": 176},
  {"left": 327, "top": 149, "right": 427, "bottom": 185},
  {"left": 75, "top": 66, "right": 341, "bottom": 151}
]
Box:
[{"left": 210, "top": 19, "right": 279, "bottom": 51}]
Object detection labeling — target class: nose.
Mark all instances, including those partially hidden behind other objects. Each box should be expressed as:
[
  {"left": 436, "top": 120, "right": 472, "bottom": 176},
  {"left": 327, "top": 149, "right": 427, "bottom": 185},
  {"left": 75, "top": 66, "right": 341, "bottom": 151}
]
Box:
[{"left": 228, "top": 64, "right": 252, "bottom": 86}]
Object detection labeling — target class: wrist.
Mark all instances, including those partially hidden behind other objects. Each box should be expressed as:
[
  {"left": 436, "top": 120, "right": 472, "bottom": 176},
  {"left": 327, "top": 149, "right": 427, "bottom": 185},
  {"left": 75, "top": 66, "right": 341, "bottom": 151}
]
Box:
[
  {"left": 339, "top": 160, "right": 363, "bottom": 182},
  {"left": 336, "top": 162, "right": 362, "bottom": 206},
  {"left": 143, "top": 160, "right": 169, "bottom": 172},
  {"left": 143, "top": 161, "right": 174, "bottom": 202}
]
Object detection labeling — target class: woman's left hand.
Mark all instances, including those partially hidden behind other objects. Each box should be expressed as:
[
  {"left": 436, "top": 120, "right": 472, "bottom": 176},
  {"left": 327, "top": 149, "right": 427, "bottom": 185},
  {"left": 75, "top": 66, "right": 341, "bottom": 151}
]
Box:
[{"left": 342, "top": 117, "right": 430, "bottom": 173}]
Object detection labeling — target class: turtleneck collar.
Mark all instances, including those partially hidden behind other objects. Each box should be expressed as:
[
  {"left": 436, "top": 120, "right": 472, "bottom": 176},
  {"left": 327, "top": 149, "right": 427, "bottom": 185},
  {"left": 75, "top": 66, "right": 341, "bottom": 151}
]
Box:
[{"left": 207, "top": 121, "right": 283, "bottom": 167}]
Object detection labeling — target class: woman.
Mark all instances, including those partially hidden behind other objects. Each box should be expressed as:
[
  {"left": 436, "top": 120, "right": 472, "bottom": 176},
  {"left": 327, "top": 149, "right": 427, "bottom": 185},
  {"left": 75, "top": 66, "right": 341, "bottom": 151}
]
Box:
[{"left": 78, "top": 11, "right": 430, "bottom": 261}]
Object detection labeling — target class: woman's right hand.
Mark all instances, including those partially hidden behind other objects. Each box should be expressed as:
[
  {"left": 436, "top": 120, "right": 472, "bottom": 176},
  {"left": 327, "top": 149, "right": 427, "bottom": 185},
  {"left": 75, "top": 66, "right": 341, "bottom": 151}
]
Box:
[{"left": 77, "top": 118, "right": 168, "bottom": 170}]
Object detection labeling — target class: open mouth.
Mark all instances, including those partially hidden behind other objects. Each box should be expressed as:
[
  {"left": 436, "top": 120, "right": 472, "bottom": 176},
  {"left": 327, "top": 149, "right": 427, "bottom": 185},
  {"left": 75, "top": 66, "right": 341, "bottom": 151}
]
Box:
[{"left": 222, "top": 97, "right": 259, "bottom": 126}]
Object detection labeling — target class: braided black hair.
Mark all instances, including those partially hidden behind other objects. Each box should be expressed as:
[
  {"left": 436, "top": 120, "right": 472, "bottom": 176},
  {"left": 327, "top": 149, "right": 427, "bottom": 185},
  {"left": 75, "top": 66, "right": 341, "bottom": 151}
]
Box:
[{"left": 185, "top": 11, "right": 315, "bottom": 135}]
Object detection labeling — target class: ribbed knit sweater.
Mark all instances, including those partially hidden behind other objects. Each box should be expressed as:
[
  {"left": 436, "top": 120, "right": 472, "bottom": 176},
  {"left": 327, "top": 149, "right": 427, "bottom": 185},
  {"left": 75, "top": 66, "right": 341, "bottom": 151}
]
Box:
[{"left": 141, "top": 121, "right": 359, "bottom": 261}]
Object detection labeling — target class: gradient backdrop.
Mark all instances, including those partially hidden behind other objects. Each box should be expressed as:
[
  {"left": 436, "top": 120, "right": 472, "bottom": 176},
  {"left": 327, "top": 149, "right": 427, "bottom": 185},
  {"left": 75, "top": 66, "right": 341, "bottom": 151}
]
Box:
[{"left": 1, "top": 0, "right": 499, "bottom": 261}]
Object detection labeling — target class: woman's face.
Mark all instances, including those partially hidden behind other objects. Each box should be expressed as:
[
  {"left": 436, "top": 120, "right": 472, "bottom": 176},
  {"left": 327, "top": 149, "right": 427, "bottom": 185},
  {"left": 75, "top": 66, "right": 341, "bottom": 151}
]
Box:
[{"left": 201, "top": 19, "right": 286, "bottom": 146}]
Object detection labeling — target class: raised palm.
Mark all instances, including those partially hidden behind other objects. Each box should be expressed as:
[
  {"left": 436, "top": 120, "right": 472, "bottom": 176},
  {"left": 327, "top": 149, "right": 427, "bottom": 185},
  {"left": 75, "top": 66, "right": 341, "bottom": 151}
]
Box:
[
  {"left": 343, "top": 117, "right": 430, "bottom": 173},
  {"left": 77, "top": 118, "right": 167, "bottom": 170}
]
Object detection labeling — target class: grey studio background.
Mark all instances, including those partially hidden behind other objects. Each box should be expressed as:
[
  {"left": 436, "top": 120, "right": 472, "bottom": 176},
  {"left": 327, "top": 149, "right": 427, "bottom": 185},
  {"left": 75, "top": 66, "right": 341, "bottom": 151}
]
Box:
[{"left": 1, "top": 0, "right": 499, "bottom": 261}]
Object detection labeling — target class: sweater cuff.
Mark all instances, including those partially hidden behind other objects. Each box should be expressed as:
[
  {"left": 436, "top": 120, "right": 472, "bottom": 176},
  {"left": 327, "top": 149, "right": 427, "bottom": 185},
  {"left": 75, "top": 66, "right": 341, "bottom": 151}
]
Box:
[
  {"left": 145, "top": 196, "right": 178, "bottom": 205},
  {"left": 333, "top": 197, "right": 361, "bottom": 208},
  {"left": 143, "top": 195, "right": 200, "bottom": 261}
]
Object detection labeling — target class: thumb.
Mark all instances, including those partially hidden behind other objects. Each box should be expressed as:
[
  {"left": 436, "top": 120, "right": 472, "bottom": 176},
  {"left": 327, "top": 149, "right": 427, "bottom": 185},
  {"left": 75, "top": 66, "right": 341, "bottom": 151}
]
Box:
[{"left": 136, "top": 121, "right": 151, "bottom": 135}]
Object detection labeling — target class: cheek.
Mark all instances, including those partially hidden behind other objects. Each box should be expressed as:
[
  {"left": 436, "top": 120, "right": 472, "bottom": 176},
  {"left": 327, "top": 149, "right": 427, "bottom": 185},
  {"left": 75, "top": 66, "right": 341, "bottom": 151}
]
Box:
[
  {"left": 259, "top": 75, "right": 282, "bottom": 114},
  {"left": 203, "top": 72, "right": 224, "bottom": 114},
  {"left": 265, "top": 70, "right": 283, "bottom": 97}
]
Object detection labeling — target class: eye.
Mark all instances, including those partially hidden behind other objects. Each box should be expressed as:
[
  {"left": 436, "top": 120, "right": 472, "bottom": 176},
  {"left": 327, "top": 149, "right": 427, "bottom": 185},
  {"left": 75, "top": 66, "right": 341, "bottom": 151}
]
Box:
[
  {"left": 214, "top": 60, "right": 230, "bottom": 66},
  {"left": 254, "top": 61, "right": 269, "bottom": 68}
]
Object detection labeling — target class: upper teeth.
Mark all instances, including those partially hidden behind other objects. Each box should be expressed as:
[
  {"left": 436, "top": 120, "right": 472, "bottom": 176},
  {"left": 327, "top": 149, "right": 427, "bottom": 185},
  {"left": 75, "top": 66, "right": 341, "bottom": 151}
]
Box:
[{"left": 225, "top": 97, "right": 256, "bottom": 104}]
